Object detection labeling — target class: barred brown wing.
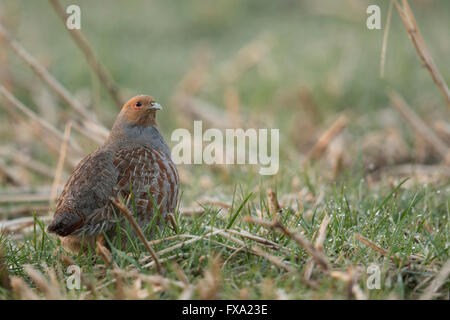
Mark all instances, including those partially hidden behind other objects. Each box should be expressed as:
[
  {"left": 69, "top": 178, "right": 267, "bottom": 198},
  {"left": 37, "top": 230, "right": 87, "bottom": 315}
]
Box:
[
  {"left": 50, "top": 149, "right": 118, "bottom": 236},
  {"left": 113, "top": 146, "right": 179, "bottom": 225}
]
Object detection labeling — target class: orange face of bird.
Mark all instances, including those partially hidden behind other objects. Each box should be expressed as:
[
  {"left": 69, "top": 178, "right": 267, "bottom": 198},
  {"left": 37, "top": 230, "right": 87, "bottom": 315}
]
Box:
[{"left": 121, "top": 95, "right": 163, "bottom": 126}]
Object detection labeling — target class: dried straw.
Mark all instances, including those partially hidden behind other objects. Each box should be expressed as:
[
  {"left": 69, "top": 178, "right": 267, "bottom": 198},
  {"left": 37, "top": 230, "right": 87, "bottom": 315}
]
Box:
[
  {"left": 48, "top": 0, "right": 123, "bottom": 108},
  {"left": 110, "top": 197, "right": 162, "bottom": 273},
  {"left": 388, "top": 90, "right": 450, "bottom": 164},
  {"left": 395, "top": 0, "right": 450, "bottom": 108},
  {"left": 306, "top": 115, "right": 348, "bottom": 162},
  {"left": 419, "top": 259, "right": 450, "bottom": 300},
  {"left": 244, "top": 216, "right": 330, "bottom": 270},
  {"left": 49, "top": 121, "right": 72, "bottom": 212}
]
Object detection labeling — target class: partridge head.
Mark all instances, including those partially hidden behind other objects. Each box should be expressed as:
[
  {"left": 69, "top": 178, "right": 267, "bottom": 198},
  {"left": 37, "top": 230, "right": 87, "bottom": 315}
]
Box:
[{"left": 119, "top": 95, "right": 162, "bottom": 126}]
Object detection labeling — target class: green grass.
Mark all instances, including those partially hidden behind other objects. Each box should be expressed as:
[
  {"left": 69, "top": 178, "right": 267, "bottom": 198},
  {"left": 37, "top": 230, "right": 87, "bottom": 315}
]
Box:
[
  {"left": 0, "top": 0, "right": 449, "bottom": 300},
  {"left": 1, "top": 170, "right": 448, "bottom": 299}
]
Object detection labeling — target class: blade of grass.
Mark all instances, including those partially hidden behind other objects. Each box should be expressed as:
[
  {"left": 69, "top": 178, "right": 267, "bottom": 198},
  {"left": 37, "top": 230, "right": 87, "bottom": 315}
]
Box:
[{"left": 226, "top": 193, "right": 253, "bottom": 229}]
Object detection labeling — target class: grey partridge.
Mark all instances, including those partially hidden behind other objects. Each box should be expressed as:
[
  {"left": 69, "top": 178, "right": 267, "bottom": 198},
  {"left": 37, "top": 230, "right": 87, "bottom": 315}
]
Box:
[{"left": 47, "top": 95, "right": 179, "bottom": 253}]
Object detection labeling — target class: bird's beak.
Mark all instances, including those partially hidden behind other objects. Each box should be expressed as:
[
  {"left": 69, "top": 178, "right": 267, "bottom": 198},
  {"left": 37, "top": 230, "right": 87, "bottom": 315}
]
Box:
[{"left": 150, "top": 102, "right": 163, "bottom": 111}]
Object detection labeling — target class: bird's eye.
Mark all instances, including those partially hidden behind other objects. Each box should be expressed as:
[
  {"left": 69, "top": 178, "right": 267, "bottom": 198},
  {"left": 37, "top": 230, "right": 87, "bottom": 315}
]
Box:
[{"left": 135, "top": 102, "right": 142, "bottom": 107}]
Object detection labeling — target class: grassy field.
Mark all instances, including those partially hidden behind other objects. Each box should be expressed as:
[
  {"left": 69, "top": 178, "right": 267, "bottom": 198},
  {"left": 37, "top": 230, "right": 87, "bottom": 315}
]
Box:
[{"left": 0, "top": 0, "right": 449, "bottom": 299}]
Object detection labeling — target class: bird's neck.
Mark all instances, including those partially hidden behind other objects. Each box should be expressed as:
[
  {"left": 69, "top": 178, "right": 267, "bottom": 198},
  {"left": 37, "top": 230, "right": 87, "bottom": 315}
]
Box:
[{"left": 107, "top": 118, "right": 171, "bottom": 157}]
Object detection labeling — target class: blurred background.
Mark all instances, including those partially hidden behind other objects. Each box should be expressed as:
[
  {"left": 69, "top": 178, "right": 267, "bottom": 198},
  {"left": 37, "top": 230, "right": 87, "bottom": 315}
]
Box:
[{"left": 0, "top": 0, "right": 449, "bottom": 211}]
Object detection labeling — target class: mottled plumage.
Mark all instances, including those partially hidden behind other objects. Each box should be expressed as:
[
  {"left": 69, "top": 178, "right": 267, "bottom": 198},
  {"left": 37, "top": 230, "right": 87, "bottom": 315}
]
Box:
[{"left": 47, "top": 95, "right": 178, "bottom": 252}]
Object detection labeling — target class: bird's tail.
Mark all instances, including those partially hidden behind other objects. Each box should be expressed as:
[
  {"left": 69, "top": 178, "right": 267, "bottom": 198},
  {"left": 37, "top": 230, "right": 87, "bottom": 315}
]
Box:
[{"left": 47, "top": 210, "right": 84, "bottom": 236}]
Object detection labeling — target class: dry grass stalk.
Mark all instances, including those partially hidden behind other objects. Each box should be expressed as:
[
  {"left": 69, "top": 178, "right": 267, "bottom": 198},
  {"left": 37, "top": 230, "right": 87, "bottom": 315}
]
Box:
[
  {"left": 0, "top": 192, "right": 55, "bottom": 204},
  {"left": 24, "top": 265, "right": 62, "bottom": 299},
  {"left": 0, "top": 23, "right": 108, "bottom": 137},
  {"left": 354, "top": 233, "right": 424, "bottom": 266},
  {"left": 0, "top": 158, "right": 23, "bottom": 187},
  {"left": 103, "top": 270, "right": 185, "bottom": 293},
  {"left": 198, "top": 197, "right": 232, "bottom": 209},
  {"left": 172, "top": 263, "right": 190, "bottom": 287},
  {"left": 388, "top": 90, "right": 450, "bottom": 164},
  {"left": 0, "top": 85, "right": 83, "bottom": 155},
  {"left": 434, "top": 121, "right": 450, "bottom": 143},
  {"left": 250, "top": 245, "right": 295, "bottom": 273},
  {"left": 352, "top": 282, "right": 367, "bottom": 300},
  {"left": 147, "top": 234, "right": 193, "bottom": 246},
  {"left": 209, "top": 240, "right": 241, "bottom": 253},
  {"left": 414, "top": 132, "right": 429, "bottom": 164},
  {"left": 306, "top": 115, "right": 348, "bottom": 162},
  {"left": 167, "top": 213, "right": 178, "bottom": 233},
  {"left": 122, "top": 278, "right": 149, "bottom": 299},
  {"left": 0, "top": 205, "right": 50, "bottom": 218},
  {"left": 333, "top": 266, "right": 367, "bottom": 300},
  {"left": 256, "top": 209, "right": 264, "bottom": 219},
  {"left": 198, "top": 254, "right": 222, "bottom": 300},
  {"left": 172, "top": 263, "right": 195, "bottom": 300},
  {"left": 179, "top": 205, "right": 205, "bottom": 217},
  {"left": 205, "top": 226, "right": 294, "bottom": 272},
  {"left": 303, "top": 259, "right": 315, "bottom": 282},
  {"left": 112, "top": 269, "right": 125, "bottom": 300},
  {"left": 94, "top": 236, "right": 125, "bottom": 298},
  {"left": 48, "top": 0, "right": 123, "bottom": 108},
  {"left": 179, "top": 285, "right": 195, "bottom": 300},
  {"left": 419, "top": 259, "right": 450, "bottom": 300},
  {"left": 225, "top": 228, "right": 292, "bottom": 254},
  {"left": 222, "top": 246, "right": 246, "bottom": 268},
  {"left": 10, "top": 277, "right": 39, "bottom": 300},
  {"left": 355, "top": 233, "right": 389, "bottom": 256},
  {"left": 330, "top": 270, "right": 353, "bottom": 297},
  {"left": 49, "top": 121, "right": 72, "bottom": 212},
  {"left": 244, "top": 216, "right": 330, "bottom": 270},
  {"left": 136, "top": 253, "right": 189, "bottom": 271},
  {"left": 380, "top": 0, "right": 394, "bottom": 78},
  {"left": 99, "top": 255, "right": 188, "bottom": 294},
  {"left": 0, "top": 147, "right": 55, "bottom": 179},
  {"left": 348, "top": 267, "right": 367, "bottom": 300},
  {"left": 267, "top": 189, "right": 281, "bottom": 218},
  {"left": 110, "top": 197, "right": 162, "bottom": 273},
  {"left": 140, "top": 230, "right": 224, "bottom": 265},
  {"left": 304, "top": 213, "right": 331, "bottom": 279},
  {"left": 47, "top": 268, "right": 63, "bottom": 295},
  {"left": 260, "top": 278, "right": 276, "bottom": 299},
  {"left": 330, "top": 140, "right": 344, "bottom": 178},
  {"left": 95, "top": 236, "right": 113, "bottom": 267},
  {"left": 394, "top": 0, "right": 450, "bottom": 108},
  {"left": 0, "top": 216, "right": 52, "bottom": 234},
  {"left": 140, "top": 274, "right": 185, "bottom": 291},
  {"left": 315, "top": 214, "right": 331, "bottom": 252}
]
